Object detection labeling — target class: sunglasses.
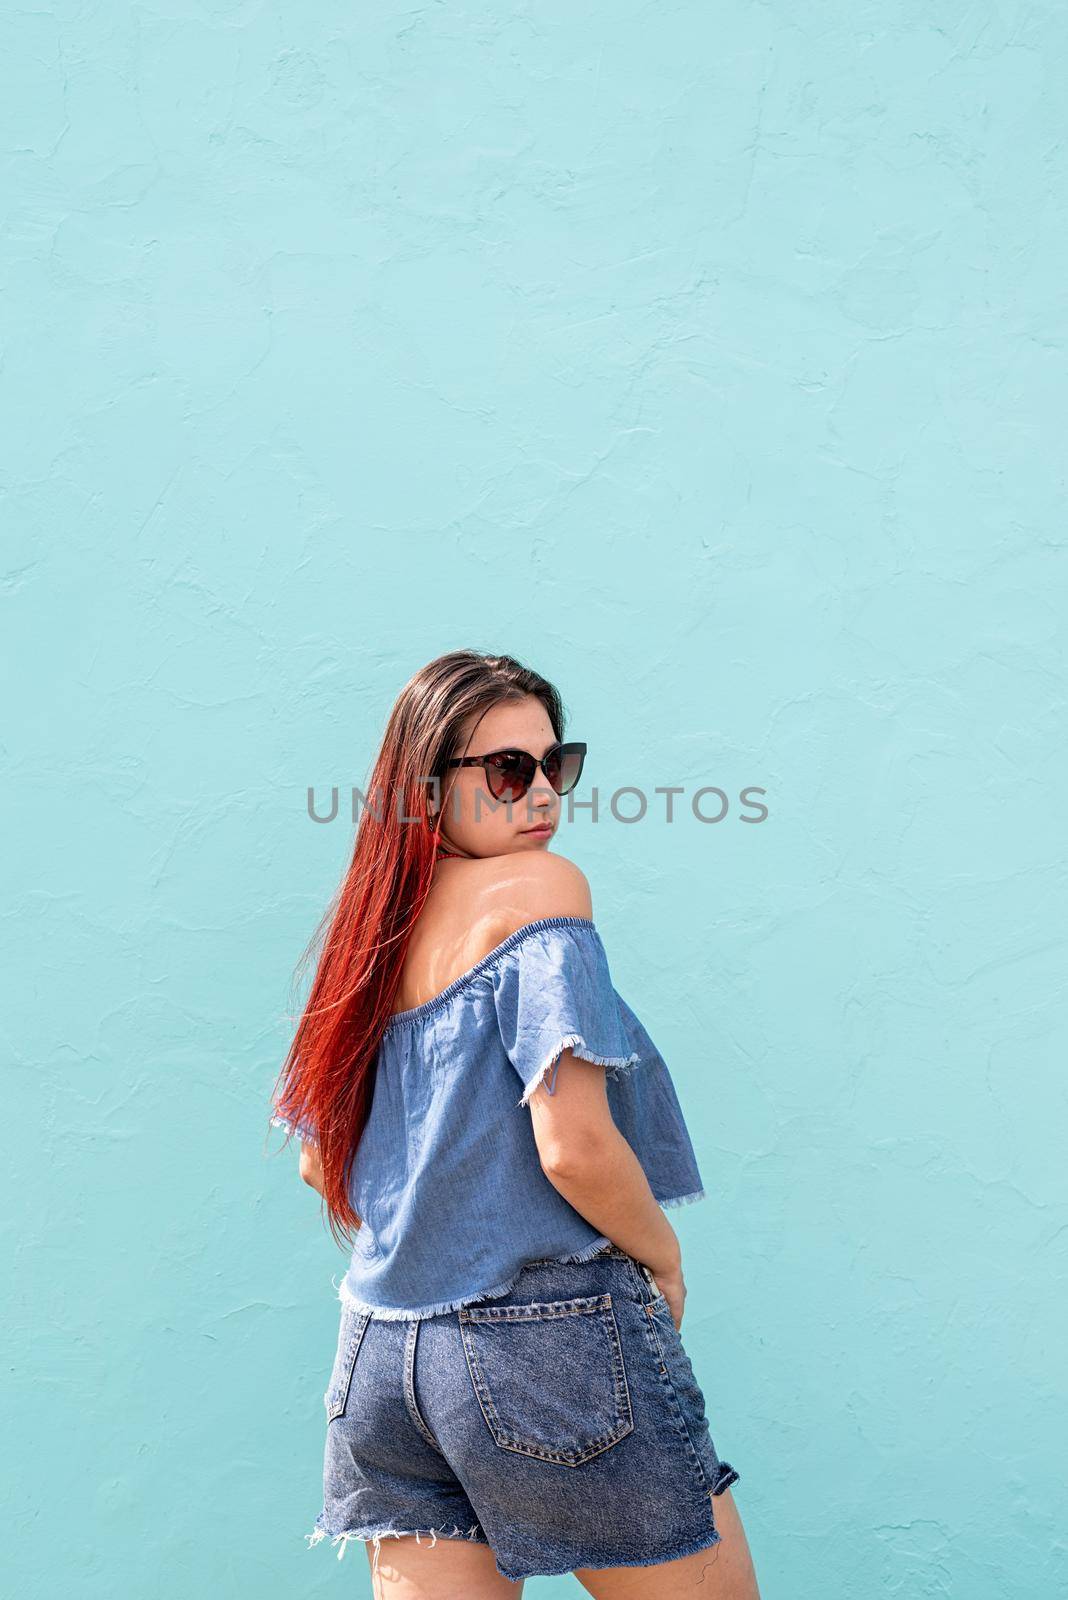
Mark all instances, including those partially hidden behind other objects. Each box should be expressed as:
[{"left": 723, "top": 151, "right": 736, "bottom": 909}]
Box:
[{"left": 444, "top": 741, "right": 587, "bottom": 803}]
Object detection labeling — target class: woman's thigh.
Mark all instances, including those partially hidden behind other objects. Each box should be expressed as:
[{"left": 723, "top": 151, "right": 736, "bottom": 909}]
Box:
[
  {"left": 364, "top": 1533, "right": 525, "bottom": 1599},
  {"left": 574, "top": 1486, "right": 760, "bottom": 1600}
]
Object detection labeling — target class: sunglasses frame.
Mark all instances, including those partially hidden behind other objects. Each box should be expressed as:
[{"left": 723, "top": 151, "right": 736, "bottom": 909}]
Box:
[{"left": 444, "top": 741, "right": 587, "bottom": 802}]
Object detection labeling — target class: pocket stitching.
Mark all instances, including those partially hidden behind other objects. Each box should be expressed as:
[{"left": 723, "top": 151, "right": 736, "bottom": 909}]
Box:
[
  {"left": 324, "top": 1306, "right": 371, "bottom": 1421},
  {"left": 458, "top": 1293, "right": 633, "bottom": 1466},
  {"left": 460, "top": 1291, "right": 613, "bottom": 1324}
]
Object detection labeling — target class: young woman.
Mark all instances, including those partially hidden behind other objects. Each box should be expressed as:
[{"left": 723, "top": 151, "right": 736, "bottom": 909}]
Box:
[{"left": 271, "top": 649, "right": 761, "bottom": 1598}]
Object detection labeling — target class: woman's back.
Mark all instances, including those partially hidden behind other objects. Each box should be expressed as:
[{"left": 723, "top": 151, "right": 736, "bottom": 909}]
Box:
[
  {"left": 302, "top": 852, "right": 707, "bottom": 1321},
  {"left": 389, "top": 850, "right": 592, "bottom": 1018}
]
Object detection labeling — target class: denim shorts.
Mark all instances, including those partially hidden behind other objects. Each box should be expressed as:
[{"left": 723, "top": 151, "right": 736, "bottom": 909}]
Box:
[{"left": 303, "top": 1243, "right": 740, "bottom": 1583}]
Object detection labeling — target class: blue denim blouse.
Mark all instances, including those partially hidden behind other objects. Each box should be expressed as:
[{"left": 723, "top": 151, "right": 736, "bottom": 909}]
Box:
[{"left": 273, "top": 917, "right": 705, "bottom": 1320}]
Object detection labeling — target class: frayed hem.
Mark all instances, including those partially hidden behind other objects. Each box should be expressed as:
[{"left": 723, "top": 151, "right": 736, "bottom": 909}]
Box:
[
  {"left": 517, "top": 1035, "right": 642, "bottom": 1106},
  {"left": 306, "top": 1520, "right": 489, "bottom": 1576},
  {"left": 270, "top": 1114, "right": 318, "bottom": 1146},
  {"left": 335, "top": 1234, "right": 615, "bottom": 1320},
  {"left": 659, "top": 1188, "right": 706, "bottom": 1210}
]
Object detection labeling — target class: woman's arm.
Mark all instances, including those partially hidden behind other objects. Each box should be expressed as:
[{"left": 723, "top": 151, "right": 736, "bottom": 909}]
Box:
[
  {"left": 528, "top": 1060, "right": 684, "bottom": 1314},
  {"left": 297, "top": 1138, "right": 364, "bottom": 1226},
  {"left": 299, "top": 1140, "right": 325, "bottom": 1196}
]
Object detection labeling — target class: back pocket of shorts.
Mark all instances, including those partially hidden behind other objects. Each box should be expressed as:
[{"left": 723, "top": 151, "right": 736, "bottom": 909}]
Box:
[
  {"left": 324, "top": 1302, "right": 372, "bottom": 1422},
  {"left": 457, "top": 1292, "right": 633, "bottom": 1466}
]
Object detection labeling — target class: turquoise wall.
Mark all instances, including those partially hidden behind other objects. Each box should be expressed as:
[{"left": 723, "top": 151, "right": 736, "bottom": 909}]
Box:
[{"left": 5, "top": 3, "right": 1064, "bottom": 1595}]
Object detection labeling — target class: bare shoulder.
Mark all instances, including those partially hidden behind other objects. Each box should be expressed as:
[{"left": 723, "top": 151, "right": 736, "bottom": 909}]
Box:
[{"left": 481, "top": 851, "right": 593, "bottom": 937}]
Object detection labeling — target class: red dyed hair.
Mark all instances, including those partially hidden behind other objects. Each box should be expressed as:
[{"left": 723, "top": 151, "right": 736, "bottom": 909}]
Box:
[{"left": 269, "top": 649, "right": 567, "bottom": 1246}]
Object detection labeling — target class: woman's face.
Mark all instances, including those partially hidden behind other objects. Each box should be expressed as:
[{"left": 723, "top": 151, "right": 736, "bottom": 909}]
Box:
[{"left": 433, "top": 695, "right": 561, "bottom": 858}]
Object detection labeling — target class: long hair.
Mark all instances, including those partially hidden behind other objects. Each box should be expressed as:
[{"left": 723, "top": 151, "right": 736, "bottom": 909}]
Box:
[{"left": 269, "top": 649, "right": 566, "bottom": 1246}]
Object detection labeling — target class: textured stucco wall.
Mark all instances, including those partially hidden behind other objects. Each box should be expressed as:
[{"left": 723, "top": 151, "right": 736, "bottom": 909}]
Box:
[{"left": 4, "top": 3, "right": 1065, "bottom": 1596}]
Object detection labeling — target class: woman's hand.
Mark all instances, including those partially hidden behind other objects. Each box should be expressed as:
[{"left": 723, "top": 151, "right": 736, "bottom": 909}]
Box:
[{"left": 648, "top": 1259, "right": 687, "bottom": 1331}]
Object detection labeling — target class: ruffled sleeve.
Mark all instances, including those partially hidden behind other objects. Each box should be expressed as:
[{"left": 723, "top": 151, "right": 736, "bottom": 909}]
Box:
[{"left": 491, "top": 919, "right": 641, "bottom": 1106}]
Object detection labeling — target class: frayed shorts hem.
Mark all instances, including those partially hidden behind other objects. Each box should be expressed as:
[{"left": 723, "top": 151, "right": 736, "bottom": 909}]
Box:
[
  {"left": 305, "top": 1518, "right": 490, "bottom": 1564},
  {"left": 305, "top": 1467, "right": 741, "bottom": 1583}
]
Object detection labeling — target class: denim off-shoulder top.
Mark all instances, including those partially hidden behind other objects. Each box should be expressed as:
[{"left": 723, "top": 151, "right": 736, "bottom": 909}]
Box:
[{"left": 273, "top": 917, "right": 705, "bottom": 1320}]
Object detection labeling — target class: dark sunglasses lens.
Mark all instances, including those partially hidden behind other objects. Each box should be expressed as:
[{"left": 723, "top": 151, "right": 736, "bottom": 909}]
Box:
[
  {"left": 485, "top": 751, "right": 535, "bottom": 801},
  {"left": 544, "top": 744, "right": 585, "bottom": 795}
]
